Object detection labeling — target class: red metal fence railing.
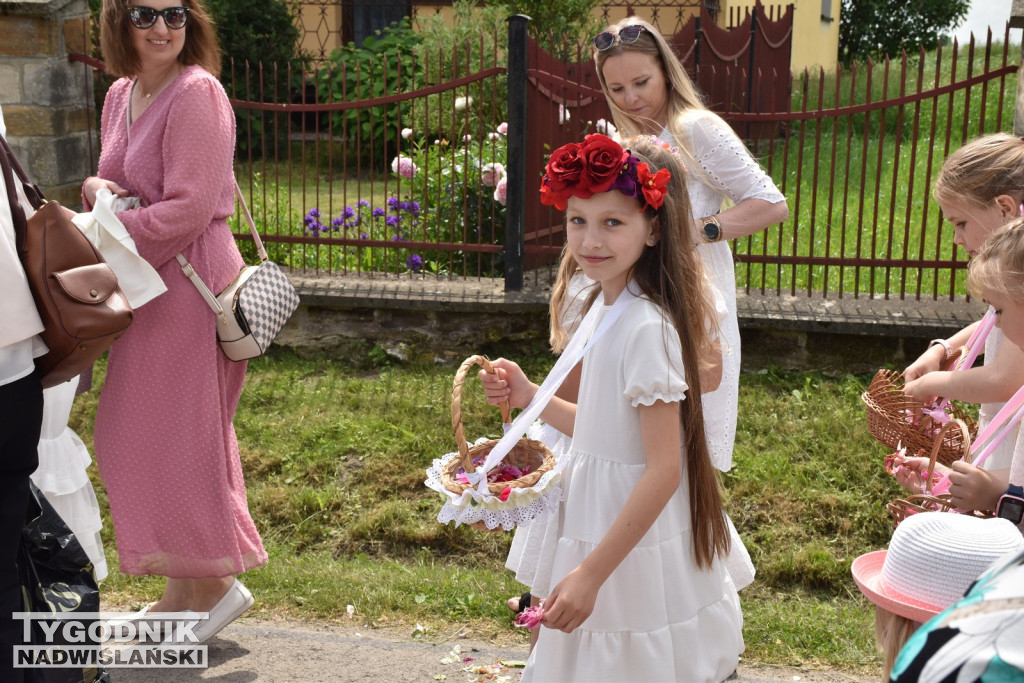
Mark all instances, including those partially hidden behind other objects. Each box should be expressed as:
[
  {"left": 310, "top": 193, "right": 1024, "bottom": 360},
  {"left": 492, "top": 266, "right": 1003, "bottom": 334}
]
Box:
[
  {"left": 69, "top": 19, "right": 1016, "bottom": 298},
  {"left": 725, "top": 29, "right": 1016, "bottom": 300}
]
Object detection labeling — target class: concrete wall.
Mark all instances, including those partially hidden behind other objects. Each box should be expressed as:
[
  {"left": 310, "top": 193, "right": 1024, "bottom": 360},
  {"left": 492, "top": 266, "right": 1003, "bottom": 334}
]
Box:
[{"left": 0, "top": 0, "right": 94, "bottom": 208}]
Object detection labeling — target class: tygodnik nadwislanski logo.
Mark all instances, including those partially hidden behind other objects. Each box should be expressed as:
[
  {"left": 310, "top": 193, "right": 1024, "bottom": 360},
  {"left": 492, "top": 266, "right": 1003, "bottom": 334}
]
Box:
[{"left": 13, "top": 611, "right": 208, "bottom": 669}]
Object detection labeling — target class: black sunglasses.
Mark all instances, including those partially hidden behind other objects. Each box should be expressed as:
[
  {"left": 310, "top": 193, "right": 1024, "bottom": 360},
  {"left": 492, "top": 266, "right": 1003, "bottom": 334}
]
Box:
[
  {"left": 128, "top": 6, "right": 190, "bottom": 30},
  {"left": 593, "top": 25, "right": 646, "bottom": 51}
]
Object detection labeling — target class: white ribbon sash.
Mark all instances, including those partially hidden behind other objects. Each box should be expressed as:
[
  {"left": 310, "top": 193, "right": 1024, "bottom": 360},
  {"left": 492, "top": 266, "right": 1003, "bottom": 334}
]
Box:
[{"left": 467, "top": 285, "right": 641, "bottom": 494}]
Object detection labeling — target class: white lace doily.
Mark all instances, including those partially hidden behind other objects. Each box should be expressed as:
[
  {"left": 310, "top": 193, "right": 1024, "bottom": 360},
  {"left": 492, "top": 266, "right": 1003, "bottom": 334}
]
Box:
[{"left": 424, "top": 449, "right": 562, "bottom": 531}]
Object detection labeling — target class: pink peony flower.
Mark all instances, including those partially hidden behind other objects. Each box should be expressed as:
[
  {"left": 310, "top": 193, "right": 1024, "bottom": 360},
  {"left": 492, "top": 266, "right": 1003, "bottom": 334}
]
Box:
[
  {"left": 515, "top": 604, "right": 544, "bottom": 630},
  {"left": 493, "top": 176, "right": 508, "bottom": 205},
  {"left": 401, "top": 127, "right": 413, "bottom": 139},
  {"left": 496, "top": 122, "right": 508, "bottom": 135},
  {"left": 481, "top": 162, "right": 505, "bottom": 187},
  {"left": 391, "top": 155, "right": 417, "bottom": 178}
]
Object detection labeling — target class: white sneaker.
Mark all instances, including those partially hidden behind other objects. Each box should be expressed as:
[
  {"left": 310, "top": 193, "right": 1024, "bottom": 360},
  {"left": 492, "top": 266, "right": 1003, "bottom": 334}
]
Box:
[{"left": 189, "top": 579, "right": 254, "bottom": 644}]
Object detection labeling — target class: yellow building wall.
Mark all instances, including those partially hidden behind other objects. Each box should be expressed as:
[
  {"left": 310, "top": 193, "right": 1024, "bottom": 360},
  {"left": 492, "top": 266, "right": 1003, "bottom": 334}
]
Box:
[
  {"left": 297, "top": 1, "right": 836, "bottom": 73},
  {"left": 720, "top": 0, "right": 840, "bottom": 72}
]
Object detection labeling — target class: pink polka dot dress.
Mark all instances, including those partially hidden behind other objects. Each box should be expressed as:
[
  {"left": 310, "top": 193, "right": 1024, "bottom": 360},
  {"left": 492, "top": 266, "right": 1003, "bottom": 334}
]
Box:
[{"left": 87, "top": 65, "right": 267, "bottom": 578}]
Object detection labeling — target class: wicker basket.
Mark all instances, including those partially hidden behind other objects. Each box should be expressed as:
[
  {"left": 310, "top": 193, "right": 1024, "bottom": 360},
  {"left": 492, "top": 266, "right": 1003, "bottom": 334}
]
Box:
[
  {"left": 887, "top": 494, "right": 994, "bottom": 528},
  {"left": 440, "top": 355, "right": 555, "bottom": 498},
  {"left": 425, "top": 355, "right": 559, "bottom": 531},
  {"left": 886, "top": 418, "right": 991, "bottom": 527},
  {"left": 862, "top": 366, "right": 976, "bottom": 467}
]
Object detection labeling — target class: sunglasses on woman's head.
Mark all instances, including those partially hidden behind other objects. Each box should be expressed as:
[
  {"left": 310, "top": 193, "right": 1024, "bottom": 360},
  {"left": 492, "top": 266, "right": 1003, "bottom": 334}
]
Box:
[
  {"left": 128, "top": 6, "right": 190, "bottom": 30},
  {"left": 593, "top": 25, "right": 646, "bottom": 51}
]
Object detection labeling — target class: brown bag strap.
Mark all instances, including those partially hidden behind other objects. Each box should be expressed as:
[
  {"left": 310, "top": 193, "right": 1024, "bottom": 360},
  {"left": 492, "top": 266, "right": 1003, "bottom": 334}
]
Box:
[
  {"left": 0, "top": 135, "right": 44, "bottom": 211},
  {"left": 0, "top": 134, "right": 31, "bottom": 257}
]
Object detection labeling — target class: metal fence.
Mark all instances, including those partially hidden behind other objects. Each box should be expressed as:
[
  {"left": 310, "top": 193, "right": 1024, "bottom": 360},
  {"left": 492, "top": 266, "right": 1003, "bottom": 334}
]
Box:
[{"left": 70, "top": 19, "right": 1018, "bottom": 298}]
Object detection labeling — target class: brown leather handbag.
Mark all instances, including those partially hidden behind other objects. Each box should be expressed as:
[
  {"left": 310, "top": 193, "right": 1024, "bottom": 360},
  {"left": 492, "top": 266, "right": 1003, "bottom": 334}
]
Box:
[{"left": 0, "top": 135, "right": 133, "bottom": 387}]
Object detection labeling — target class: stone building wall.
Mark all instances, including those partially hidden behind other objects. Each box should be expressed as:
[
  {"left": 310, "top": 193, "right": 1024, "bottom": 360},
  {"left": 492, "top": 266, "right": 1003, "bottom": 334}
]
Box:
[{"left": 0, "top": 0, "right": 94, "bottom": 208}]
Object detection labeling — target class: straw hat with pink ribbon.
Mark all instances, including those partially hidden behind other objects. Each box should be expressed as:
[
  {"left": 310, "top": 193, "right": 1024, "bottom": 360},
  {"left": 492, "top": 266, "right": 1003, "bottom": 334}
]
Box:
[{"left": 851, "top": 511, "right": 1024, "bottom": 624}]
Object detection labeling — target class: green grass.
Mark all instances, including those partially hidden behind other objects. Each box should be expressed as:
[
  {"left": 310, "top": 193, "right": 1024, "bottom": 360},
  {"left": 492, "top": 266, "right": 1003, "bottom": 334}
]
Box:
[{"left": 68, "top": 350, "right": 928, "bottom": 674}]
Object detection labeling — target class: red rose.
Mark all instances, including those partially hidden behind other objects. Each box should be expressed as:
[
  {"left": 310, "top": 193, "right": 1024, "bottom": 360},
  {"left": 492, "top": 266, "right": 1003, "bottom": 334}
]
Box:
[
  {"left": 540, "top": 142, "right": 583, "bottom": 210},
  {"left": 576, "top": 134, "right": 629, "bottom": 197}
]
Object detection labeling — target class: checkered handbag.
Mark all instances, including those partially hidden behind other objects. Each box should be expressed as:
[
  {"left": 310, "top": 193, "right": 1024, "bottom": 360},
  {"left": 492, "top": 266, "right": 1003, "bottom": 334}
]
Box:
[{"left": 177, "top": 182, "right": 299, "bottom": 361}]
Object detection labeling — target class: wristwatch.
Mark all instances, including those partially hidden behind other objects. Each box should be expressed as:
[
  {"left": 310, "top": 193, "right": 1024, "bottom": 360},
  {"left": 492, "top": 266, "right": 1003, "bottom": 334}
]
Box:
[
  {"left": 997, "top": 484, "right": 1024, "bottom": 525},
  {"left": 700, "top": 215, "right": 723, "bottom": 243}
]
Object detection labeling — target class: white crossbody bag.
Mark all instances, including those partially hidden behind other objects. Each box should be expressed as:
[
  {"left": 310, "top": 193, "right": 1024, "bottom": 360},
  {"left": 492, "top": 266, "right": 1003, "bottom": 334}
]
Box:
[{"left": 176, "top": 183, "right": 300, "bottom": 361}]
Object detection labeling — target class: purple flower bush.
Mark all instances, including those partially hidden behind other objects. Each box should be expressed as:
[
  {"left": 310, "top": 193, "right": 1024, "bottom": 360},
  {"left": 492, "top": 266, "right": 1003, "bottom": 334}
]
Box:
[{"left": 302, "top": 123, "right": 508, "bottom": 276}]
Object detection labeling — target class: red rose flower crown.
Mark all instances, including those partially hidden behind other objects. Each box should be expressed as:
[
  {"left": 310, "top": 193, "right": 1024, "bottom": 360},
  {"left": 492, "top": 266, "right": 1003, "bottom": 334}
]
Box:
[{"left": 539, "top": 134, "right": 671, "bottom": 213}]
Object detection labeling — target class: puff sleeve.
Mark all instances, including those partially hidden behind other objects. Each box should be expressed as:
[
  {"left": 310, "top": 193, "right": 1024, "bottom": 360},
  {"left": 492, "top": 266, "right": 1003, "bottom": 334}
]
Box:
[{"left": 622, "top": 311, "right": 689, "bottom": 408}]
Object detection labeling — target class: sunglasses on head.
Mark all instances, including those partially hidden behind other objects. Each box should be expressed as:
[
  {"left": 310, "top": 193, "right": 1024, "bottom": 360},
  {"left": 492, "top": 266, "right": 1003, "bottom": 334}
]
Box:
[
  {"left": 128, "top": 6, "right": 190, "bottom": 30},
  {"left": 593, "top": 24, "right": 646, "bottom": 51}
]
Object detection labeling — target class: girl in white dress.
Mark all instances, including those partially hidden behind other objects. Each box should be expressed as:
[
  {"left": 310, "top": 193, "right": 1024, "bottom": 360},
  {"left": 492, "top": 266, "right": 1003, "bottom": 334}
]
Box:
[
  {"left": 504, "top": 16, "right": 781, "bottom": 622},
  {"left": 892, "top": 135, "right": 1024, "bottom": 509},
  {"left": 483, "top": 135, "right": 743, "bottom": 681}
]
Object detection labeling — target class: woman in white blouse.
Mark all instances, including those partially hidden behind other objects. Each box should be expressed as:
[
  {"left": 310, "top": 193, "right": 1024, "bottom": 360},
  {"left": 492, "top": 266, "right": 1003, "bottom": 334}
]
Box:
[{"left": 593, "top": 17, "right": 789, "bottom": 472}]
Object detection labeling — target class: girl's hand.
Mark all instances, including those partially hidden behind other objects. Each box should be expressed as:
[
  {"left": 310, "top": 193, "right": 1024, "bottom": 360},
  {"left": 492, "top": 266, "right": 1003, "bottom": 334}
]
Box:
[
  {"left": 83, "top": 176, "right": 129, "bottom": 207},
  {"left": 539, "top": 566, "right": 601, "bottom": 633},
  {"left": 477, "top": 358, "right": 536, "bottom": 410},
  {"left": 891, "top": 455, "right": 948, "bottom": 493},
  {"left": 948, "top": 462, "right": 1006, "bottom": 512},
  {"left": 903, "top": 344, "right": 946, "bottom": 382},
  {"left": 902, "top": 371, "right": 950, "bottom": 403}
]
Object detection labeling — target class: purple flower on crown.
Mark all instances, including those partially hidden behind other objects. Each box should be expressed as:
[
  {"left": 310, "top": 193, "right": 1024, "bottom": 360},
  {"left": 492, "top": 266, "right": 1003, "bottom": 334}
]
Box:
[{"left": 610, "top": 154, "right": 641, "bottom": 201}]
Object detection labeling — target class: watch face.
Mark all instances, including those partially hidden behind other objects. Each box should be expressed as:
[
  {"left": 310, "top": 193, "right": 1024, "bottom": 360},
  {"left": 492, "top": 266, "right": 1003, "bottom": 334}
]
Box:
[
  {"left": 997, "top": 496, "right": 1024, "bottom": 525},
  {"left": 702, "top": 221, "right": 720, "bottom": 242}
]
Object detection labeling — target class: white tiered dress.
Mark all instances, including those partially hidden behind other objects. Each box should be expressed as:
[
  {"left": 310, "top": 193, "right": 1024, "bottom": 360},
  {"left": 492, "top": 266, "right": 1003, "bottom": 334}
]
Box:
[
  {"left": 31, "top": 376, "right": 107, "bottom": 581},
  {"left": 522, "top": 298, "right": 743, "bottom": 683}
]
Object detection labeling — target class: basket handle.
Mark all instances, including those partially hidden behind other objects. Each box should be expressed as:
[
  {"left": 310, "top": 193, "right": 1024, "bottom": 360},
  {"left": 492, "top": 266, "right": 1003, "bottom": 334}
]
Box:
[
  {"left": 924, "top": 418, "right": 972, "bottom": 493},
  {"left": 451, "top": 355, "right": 511, "bottom": 474}
]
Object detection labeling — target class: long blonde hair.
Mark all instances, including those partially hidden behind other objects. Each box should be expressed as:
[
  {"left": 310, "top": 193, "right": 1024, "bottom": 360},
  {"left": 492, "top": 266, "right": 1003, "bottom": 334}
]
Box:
[
  {"left": 874, "top": 608, "right": 919, "bottom": 679},
  {"left": 548, "top": 136, "right": 729, "bottom": 568}
]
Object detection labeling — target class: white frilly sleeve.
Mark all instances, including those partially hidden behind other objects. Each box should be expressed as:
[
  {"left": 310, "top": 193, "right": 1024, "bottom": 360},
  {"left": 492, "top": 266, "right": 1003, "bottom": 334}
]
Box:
[{"left": 623, "top": 312, "right": 689, "bottom": 408}]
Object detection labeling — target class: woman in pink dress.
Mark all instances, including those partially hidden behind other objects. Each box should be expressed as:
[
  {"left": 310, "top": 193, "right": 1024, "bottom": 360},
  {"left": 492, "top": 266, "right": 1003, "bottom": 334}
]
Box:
[{"left": 83, "top": 0, "right": 266, "bottom": 642}]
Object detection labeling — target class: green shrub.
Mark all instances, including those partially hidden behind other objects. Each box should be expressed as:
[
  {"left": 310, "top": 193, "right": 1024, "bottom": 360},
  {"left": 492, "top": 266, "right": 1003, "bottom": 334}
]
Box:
[
  {"left": 207, "top": 0, "right": 305, "bottom": 159},
  {"left": 314, "top": 20, "right": 424, "bottom": 171},
  {"left": 410, "top": 1, "right": 508, "bottom": 141}
]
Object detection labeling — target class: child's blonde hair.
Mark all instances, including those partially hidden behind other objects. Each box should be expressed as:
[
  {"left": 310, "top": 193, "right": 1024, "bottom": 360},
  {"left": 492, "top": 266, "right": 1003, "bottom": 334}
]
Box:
[
  {"left": 548, "top": 136, "right": 729, "bottom": 569},
  {"left": 874, "top": 608, "right": 919, "bottom": 679},
  {"left": 967, "top": 216, "right": 1024, "bottom": 301},
  {"left": 934, "top": 133, "right": 1024, "bottom": 208}
]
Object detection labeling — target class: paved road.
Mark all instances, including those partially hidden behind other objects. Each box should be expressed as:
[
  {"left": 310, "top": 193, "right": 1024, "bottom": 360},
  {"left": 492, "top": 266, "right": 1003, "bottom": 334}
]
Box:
[{"left": 113, "top": 618, "right": 876, "bottom": 682}]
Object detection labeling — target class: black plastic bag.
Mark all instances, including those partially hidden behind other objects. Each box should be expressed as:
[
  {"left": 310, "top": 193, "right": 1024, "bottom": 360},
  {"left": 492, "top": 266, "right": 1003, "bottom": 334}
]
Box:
[{"left": 18, "top": 482, "right": 110, "bottom": 683}]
